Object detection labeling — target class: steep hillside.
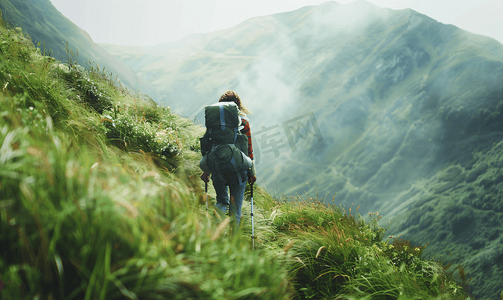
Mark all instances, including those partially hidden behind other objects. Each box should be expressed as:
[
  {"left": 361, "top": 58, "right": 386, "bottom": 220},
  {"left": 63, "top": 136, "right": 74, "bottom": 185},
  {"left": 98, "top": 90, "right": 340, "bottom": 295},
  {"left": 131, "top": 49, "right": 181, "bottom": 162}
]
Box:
[
  {"left": 0, "top": 0, "right": 157, "bottom": 97},
  {"left": 101, "top": 1, "right": 503, "bottom": 203},
  {"left": 102, "top": 1, "right": 503, "bottom": 298},
  {"left": 0, "top": 14, "right": 472, "bottom": 299}
]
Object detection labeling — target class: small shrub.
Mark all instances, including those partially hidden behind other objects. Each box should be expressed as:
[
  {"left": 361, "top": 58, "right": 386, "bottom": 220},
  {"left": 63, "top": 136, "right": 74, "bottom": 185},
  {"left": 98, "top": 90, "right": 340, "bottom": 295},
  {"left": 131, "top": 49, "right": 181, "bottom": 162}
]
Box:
[
  {"left": 382, "top": 238, "right": 425, "bottom": 270},
  {"left": 56, "top": 63, "right": 113, "bottom": 114},
  {"left": 102, "top": 112, "right": 181, "bottom": 159}
]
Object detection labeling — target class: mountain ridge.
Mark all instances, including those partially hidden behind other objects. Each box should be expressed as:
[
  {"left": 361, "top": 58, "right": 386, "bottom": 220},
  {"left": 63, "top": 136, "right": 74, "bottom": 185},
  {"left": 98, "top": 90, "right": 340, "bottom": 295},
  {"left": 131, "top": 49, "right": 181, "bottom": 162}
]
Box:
[
  {"left": 101, "top": 2, "right": 503, "bottom": 298},
  {"left": 1, "top": 0, "right": 501, "bottom": 297},
  {"left": 0, "top": 12, "right": 473, "bottom": 298},
  {"left": 0, "top": 0, "right": 158, "bottom": 97}
]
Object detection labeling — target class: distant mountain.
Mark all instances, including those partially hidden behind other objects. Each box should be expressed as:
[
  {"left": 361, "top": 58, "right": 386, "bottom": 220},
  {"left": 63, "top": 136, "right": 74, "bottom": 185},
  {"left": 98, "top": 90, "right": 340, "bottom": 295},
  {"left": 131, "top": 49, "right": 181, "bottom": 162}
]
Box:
[
  {"left": 100, "top": 1, "right": 503, "bottom": 298},
  {"left": 0, "top": 0, "right": 158, "bottom": 98}
]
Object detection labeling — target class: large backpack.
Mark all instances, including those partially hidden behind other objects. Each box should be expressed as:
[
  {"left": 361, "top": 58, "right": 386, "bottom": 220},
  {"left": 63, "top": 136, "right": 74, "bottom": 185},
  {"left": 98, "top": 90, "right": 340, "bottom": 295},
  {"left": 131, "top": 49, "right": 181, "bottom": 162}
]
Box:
[{"left": 199, "top": 102, "right": 251, "bottom": 185}]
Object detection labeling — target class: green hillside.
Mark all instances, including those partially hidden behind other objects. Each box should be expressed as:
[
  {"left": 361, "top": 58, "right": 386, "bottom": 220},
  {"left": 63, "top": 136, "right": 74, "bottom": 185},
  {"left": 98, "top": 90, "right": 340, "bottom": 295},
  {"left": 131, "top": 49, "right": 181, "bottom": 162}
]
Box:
[
  {"left": 0, "top": 13, "right": 472, "bottom": 300},
  {"left": 0, "top": 0, "right": 157, "bottom": 97},
  {"left": 101, "top": 2, "right": 503, "bottom": 298}
]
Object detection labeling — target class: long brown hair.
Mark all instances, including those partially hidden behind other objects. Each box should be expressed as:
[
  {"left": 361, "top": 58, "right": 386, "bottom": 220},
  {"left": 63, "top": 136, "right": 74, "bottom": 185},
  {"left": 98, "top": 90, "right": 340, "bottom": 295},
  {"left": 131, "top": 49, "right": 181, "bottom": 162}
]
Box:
[{"left": 218, "top": 90, "right": 251, "bottom": 115}]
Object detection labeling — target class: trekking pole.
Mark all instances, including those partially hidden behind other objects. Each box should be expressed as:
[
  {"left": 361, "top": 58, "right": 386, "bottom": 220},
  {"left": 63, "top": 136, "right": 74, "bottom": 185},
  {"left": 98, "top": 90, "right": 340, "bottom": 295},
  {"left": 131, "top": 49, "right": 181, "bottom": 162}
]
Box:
[
  {"left": 250, "top": 183, "right": 255, "bottom": 250},
  {"left": 205, "top": 181, "right": 208, "bottom": 211}
]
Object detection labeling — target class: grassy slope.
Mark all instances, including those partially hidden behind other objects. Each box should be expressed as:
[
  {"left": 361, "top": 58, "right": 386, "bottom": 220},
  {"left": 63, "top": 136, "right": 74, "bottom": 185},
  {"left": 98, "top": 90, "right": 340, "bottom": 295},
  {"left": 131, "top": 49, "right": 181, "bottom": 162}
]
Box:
[
  {"left": 0, "top": 0, "right": 154, "bottom": 94},
  {"left": 0, "top": 16, "right": 470, "bottom": 299}
]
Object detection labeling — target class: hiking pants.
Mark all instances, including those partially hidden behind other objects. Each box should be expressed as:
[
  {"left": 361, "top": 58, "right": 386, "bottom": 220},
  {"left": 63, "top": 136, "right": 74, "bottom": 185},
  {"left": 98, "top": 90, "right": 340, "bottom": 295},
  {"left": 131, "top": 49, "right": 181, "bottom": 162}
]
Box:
[{"left": 212, "top": 173, "right": 247, "bottom": 226}]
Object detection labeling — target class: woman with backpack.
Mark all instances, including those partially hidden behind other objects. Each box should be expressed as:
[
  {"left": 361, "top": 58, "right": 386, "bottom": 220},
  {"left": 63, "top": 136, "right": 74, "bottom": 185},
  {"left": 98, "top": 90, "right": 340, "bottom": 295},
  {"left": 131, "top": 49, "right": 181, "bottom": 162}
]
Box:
[{"left": 200, "top": 90, "right": 257, "bottom": 228}]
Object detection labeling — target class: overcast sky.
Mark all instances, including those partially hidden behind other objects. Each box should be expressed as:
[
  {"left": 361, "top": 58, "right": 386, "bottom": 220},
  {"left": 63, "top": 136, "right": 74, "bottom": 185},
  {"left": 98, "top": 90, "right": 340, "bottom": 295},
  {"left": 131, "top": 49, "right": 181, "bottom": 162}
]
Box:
[{"left": 49, "top": 0, "right": 503, "bottom": 46}]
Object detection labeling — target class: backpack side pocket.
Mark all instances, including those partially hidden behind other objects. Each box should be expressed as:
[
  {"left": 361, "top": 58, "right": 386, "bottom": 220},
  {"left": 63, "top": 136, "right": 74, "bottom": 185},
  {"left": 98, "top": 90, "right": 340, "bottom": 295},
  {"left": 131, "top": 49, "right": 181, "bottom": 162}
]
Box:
[
  {"left": 199, "top": 131, "right": 212, "bottom": 155},
  {"left": 235, "top": 133, "right": 248, "bottom": 155}
]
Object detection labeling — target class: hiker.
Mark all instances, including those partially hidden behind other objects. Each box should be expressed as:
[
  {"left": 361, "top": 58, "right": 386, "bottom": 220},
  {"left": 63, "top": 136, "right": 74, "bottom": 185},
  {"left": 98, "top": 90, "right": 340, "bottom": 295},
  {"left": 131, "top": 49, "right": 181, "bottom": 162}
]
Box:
[{"left": 200, "top": 90, "right": 256, "bottom": 227}]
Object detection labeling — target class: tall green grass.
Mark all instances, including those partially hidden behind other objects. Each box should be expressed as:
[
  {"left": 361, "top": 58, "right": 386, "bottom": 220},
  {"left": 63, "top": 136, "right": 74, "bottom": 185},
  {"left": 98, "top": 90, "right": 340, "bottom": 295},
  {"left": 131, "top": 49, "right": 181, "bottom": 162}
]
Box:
[
  {"left": 260, "top": 195, "right": 471, "bottom": 299},
  {"left": 0, "top": 18, "right": 290, "bottom": 299},
  {"left": 0, "top": 15, "right": 469, "bottom": 299}
]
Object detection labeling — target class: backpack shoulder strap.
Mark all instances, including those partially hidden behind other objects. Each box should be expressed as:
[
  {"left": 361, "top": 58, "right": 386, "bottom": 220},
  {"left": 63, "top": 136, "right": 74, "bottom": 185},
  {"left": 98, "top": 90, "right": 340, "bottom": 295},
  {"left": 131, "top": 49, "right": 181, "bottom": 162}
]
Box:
[{"left": 219, "top": 104, "right": 226, "bottom": 131}]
